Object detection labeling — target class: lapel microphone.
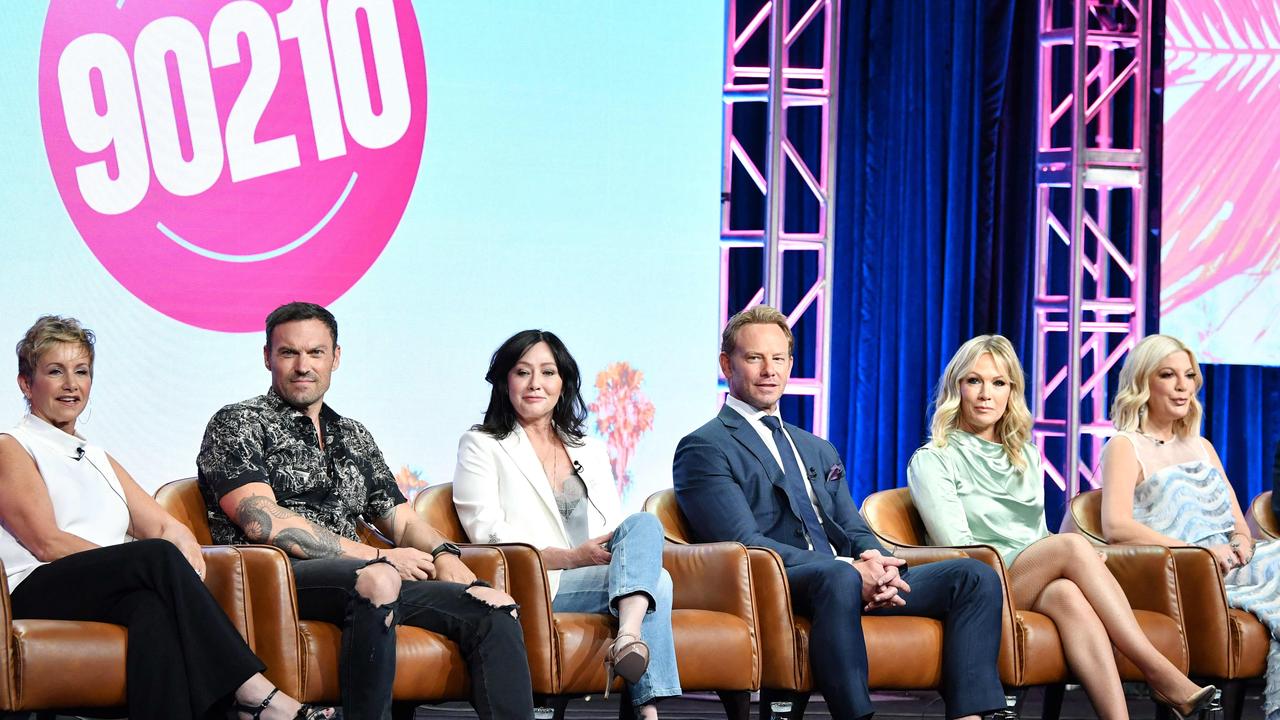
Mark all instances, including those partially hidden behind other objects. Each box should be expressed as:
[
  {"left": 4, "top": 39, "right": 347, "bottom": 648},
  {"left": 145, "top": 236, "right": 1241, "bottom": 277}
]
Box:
[
  {"left": 807, "top": 467, "right": 816, "bottom": 481},
  {"left": 72, "top": 446, "right": 86, "bottom": 461},
  {"left": 573, "top": 460, "right": 584, "bottom": 475}
]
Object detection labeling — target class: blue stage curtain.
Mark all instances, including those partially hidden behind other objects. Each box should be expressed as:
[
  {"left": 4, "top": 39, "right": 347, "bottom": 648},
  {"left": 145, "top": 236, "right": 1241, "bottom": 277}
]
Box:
[
  {"left": 819, "top": 0, "right": 1280, "bottom": 518},
  {"left": 1199, "top": 365, "right": 1280, "bottom": 506},
  {"left": 826, "top": 0, "right": 1038, "bottom": 503}
]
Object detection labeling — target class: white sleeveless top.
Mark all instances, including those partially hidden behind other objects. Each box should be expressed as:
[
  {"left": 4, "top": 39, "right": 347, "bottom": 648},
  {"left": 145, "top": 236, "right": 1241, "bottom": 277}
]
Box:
[{"left": 0, "top": 414, "right": 131, "bottom": 590}]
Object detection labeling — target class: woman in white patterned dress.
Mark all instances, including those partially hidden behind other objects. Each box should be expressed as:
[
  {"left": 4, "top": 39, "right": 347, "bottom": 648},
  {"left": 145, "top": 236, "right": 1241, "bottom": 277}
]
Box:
[{"left": 1100, "top": 334, "right": 1280, "bottom": 720}]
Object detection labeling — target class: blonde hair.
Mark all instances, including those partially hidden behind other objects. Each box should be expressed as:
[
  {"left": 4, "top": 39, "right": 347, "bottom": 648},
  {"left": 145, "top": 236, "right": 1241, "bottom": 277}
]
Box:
[
  {"left": 721, "top": 305, "right": 794, "bottom": 355},
  {"left": 1111, "top": 334, "right": 1203, "bottom": 437},
  {"left": 928, "top": 335, "right": 1033, "bottom": 468},
  {"left": 16, "top": 315, "right": 95, "bottom": 382}
]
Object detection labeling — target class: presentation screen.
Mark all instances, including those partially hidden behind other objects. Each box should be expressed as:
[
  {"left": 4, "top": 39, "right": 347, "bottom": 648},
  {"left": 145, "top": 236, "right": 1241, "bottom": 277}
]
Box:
[
  {"left": 0, "top": 1, "right": 723, "bottom": 508},
  {"left": 1160, "top": 0, "right": 1280, "bottom": 365}
]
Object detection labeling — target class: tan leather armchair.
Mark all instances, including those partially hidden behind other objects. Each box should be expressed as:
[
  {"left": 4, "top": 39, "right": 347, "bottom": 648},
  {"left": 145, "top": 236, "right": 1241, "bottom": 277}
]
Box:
[
  {"left": 0, "top": 543, "right": 276, "bottom": 718},
  {"left": 862, "top": 487, "right": 1190, "bottom": 712},
  {"left": 646, "top": 488, "right": 974, "bottom": 720},
  {"left": 415, "top": 483, "right": 759, "bottom": 720},
  {"left": 1070, "top": 489, "right": 1266, "bottom": 720},
  {"left": 1247, "top": 491, "right": 1279, "bottom": 540},
  {"left": 156, "top": 478, "right": 510, "bottom": 715}
]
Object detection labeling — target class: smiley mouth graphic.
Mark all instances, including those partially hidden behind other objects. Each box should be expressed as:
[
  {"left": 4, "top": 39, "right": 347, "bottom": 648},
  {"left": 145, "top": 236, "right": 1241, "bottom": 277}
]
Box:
[{"left": 156, "top": 171, "right": 358, "bottom": 263}]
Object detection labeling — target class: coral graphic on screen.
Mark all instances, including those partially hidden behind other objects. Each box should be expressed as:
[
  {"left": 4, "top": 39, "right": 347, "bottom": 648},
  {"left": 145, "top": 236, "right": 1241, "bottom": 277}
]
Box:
[
  {"left": 395, "top": 465, "right": 428, "bottom": 502},
  {"left": 588, "top": 362, "right": 655, "bottom": 498},
  {"left": 1160, "top": 0, "right": 1280, "bottom": 364}
]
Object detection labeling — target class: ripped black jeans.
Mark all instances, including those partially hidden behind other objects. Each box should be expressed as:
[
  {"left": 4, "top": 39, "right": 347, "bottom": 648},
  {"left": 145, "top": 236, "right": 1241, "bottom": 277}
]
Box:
[{"left": 291, "top": 557, "right": 533, "bottom": 720}]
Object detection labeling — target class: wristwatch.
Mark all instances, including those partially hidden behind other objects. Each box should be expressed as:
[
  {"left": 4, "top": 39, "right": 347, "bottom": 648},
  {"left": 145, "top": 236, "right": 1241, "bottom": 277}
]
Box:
[{"left": 431, "top": 542, "right": 463, "bottom": 560}]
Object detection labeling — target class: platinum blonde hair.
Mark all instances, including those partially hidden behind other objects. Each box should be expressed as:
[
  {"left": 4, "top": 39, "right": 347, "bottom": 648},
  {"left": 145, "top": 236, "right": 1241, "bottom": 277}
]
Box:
[
  {"left": 928, "top": 335, "right": 1033, "bottom": 468},
  {"left": 1111, "top": 334, "right": 1203, "bottom": 437}
]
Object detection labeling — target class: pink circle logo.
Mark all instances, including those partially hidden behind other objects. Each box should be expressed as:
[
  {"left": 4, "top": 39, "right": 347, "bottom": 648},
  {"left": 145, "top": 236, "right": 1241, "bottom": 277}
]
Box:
[{"left": 39, "top": 0, "right": 426, "bottom": 332}]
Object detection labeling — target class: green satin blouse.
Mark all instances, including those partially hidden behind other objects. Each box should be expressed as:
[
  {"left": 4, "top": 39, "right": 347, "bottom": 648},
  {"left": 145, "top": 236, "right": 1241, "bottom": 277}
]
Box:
[{"left": 905, "top": 431, "right": 1049, "bottom": 566}]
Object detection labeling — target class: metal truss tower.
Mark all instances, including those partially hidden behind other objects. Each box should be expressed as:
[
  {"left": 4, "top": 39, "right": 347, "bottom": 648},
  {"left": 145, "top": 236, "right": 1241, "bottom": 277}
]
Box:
[
  {"left": 719, "top": 0, "right": 842, "bottom": 435},
  {"left": 1033, "top": 0, "right": 1152, "bottom": 498}
]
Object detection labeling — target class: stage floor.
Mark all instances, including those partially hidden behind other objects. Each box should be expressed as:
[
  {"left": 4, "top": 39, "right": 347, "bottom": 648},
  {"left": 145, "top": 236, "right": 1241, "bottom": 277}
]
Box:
[{"left": 407, "top": 685, "right": 1266, "bottom": 719}]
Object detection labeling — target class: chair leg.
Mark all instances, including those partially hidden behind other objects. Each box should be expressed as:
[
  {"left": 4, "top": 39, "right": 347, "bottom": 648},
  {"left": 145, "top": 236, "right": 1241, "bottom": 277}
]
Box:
[
  {"left": 1221, "top": 679, "right": 1247, "bottom": 720},
  {"left": 616, "top": 684, "right": 638, "bottom": 720},
  {"left": 391, "top": 700, "right": 419, "bottom": 720},
  {"left": 759, "top": 688, "right": 797, "bottom": 720},
  {"left": 1042, "top": 683, "right": 1066, "bottom": 720},
  {"left": 716, "top": 690, "right": 750, "bottom": 720}
]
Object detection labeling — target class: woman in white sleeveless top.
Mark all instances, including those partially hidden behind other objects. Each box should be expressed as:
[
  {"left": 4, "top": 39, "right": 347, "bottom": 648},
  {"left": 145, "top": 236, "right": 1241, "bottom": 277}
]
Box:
[
  {"left": 1101, "top": 334, "right": 1280, "bottom": 720},
  {"left": 0, "top": 316, "right": 334, "bottom": 720}
]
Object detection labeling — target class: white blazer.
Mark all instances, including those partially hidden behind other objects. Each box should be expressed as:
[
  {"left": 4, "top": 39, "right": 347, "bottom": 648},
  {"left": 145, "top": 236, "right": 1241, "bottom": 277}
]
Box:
[{"left": 452, "top": 425, "right": 624, "bottom": 597}]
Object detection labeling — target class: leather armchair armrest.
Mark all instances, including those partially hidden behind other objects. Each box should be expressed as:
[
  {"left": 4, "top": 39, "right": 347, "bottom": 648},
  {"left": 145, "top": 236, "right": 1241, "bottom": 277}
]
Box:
[
  {"left": 1097, "top": 545, "right": 1181, "bottom": 621},
  {"left": 747, "top": 547, "right": 803, "bottom": 691},
  {"left": 483, "top": 543, "right": 558, "bottom": 694},
  {"left": 221, "top": 545, "right": 305, "bottom": 699},
  {"left": 662, "top": 541, "right": 754, "bottom": 621},
  {"left": 0, "top": 558, "right": 13, "bottom": 711},
  {"left": 1169, "top": 546, "right": 1232, "bottom": 677},
  {"left": 459, "top": 546, "right": 507, "bottom": 592},
  {"left": 890, "top": 546, "right": 969, "bottom": 566}
]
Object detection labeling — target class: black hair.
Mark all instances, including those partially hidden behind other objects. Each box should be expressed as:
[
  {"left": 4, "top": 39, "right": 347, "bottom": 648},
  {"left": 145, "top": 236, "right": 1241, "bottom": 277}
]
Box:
[
  {"left": 475, "top": 329, "right": 587, "bottom": 444},
  {"left": 264, "top": 302, "right": 338, "bottom": 349}
]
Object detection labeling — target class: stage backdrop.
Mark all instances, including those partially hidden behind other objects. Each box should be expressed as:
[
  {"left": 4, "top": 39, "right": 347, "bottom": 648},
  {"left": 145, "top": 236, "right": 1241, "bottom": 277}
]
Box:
[
  {"left": 0, "top": 1, "right": 723, "bottom": 507},
  {"left": 1160, "top": 0, "right": 1280, "bottom": 366}
]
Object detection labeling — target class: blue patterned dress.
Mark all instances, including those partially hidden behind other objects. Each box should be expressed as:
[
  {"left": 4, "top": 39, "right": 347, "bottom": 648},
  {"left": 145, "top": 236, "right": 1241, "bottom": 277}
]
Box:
[{"left": 1114, "top": 431, "right": 1280, "bottom": 720}]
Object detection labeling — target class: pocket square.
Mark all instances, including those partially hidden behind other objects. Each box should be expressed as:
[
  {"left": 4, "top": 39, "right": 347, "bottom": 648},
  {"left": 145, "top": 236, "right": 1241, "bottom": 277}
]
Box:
[{"left": 826, "top": 465, "right": 845, "bottom": 484}]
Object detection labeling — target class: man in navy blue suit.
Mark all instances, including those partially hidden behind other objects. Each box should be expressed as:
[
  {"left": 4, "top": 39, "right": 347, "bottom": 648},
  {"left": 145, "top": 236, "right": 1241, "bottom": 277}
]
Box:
[{"left": 673, "top": 305, "right": 1005, "bottom": 720}]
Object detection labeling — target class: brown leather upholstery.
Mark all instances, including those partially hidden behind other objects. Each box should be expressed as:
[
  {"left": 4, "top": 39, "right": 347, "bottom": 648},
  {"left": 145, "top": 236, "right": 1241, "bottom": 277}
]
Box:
[
  {"left": 417, "top": 483, "right": 760, "bottom": 698},
  {"left": 156, "top": 477, "right": 508, "bottom": 704},
  {"left": 1069, "top": 489, "right": 1268, "bottom": 683},
  {"left": 0, "top": 544, "right": 272, "bottom": 713},
  {"left": 862, "top": 487, "right": 1191, "bottom": 686},
  {"left": 1248, "top": 491, "right": 1280, "bottom": 540},
  {"left": 648, "top": 488, "right": 988, "bottom": 696}
]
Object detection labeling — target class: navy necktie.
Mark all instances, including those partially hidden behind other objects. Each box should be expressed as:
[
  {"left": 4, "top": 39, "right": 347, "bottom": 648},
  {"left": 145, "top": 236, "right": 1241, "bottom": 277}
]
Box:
[{"left": 760, "top": 415, "right": 833, "bottom": 556}]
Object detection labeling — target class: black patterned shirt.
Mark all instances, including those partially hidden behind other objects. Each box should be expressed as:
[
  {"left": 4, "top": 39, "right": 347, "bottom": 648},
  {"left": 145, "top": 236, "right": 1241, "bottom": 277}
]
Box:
[{"left": 197, "top": 389, "right": 407, "bottom": 546}]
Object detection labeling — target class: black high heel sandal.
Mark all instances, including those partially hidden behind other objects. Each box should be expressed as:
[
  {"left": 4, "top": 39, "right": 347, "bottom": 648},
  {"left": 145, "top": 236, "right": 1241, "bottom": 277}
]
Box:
[{"left": 231, "top": 687, "right": 338, "bottom": 720}]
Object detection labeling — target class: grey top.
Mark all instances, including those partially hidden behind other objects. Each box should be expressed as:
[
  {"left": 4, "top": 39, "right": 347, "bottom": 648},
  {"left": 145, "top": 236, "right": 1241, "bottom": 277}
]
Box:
[{"left": 553, "top": 471, "right": 590, "bottom": 547}]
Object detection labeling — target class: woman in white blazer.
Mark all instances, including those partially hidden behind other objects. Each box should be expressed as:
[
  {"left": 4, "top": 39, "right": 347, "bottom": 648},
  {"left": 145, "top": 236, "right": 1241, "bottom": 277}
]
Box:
[{"left": 453, "top": 330, "right": 679, "bottom": 719}]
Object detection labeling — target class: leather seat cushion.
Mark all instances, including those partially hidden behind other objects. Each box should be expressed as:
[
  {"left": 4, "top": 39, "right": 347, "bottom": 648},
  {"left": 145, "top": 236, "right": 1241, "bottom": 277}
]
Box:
[
  {"left": 12, "top": 619, "right": 127, "bottom": 709},
  {"left": 298, "top": 620, "right": 470, "bottom": 702},
  {"left": 794, "top": 617, "right": 952, "bottom": 691},
  {"left": 554, "top": 609, "right": 755, "bottom": 695}
]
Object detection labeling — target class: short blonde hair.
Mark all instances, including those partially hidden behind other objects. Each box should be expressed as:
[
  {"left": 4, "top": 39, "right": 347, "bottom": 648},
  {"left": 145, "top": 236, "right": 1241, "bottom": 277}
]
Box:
[
  {"left": 1111, "top": 334, "right": 1203, "bottom": 437},
  {"left": 721, "top": 305, "right": 794, "bottom": 354},
  {"left": 16, "top": 315, "right": 95, "bottom": 382},
  {"left": 928, "top": 335, "right": 1033, "bottom": 468}
]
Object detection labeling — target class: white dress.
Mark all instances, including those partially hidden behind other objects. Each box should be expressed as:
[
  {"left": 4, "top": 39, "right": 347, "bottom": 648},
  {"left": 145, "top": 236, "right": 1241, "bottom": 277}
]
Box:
[
  {"left": 1106, "top": 431, "right": 1280, "bottom": 720},
  {"left": 0, "top": 414, "right": 130, "bottom": 590}
]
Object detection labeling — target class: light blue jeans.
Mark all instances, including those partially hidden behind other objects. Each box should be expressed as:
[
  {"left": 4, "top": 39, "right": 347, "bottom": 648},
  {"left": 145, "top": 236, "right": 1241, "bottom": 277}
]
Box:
[{"left": 551, "top": 512, "right": 681, "bottom": 707}]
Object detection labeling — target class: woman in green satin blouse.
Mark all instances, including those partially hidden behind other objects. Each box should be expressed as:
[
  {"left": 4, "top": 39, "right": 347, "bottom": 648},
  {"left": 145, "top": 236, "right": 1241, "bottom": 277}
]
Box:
[{"left": 908, "top": 335, "right": 1211, "bottom": 720}]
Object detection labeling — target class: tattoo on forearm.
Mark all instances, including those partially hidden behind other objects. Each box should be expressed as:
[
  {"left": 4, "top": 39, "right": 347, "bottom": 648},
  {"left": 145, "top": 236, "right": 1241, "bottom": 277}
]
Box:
[
  {"left": 235, "top": 495, "right": 342, "bottom": 559},
  {"left": 275, "top": 527, "right": 343, "bottom": 559},
  {"left": 236, "top": 495, "right": 275, "bottom": 542}
]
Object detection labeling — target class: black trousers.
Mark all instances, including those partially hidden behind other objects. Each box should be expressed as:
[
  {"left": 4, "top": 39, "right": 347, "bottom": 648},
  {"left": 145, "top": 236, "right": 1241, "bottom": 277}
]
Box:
[
  {"left": 787, "top": 557, "right": 1006, "bottom": 720},
  {"left": 9, "top": 539, "right": 264, "bottom": 720},
  {"left": 291, "top": 557, "right": 534, "bottom": 720}
]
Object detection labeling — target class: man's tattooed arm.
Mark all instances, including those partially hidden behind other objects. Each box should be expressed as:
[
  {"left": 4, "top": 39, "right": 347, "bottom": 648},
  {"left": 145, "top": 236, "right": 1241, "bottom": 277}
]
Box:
[{"left": 234, "top": 494, "right": 346, "bottom": 560}]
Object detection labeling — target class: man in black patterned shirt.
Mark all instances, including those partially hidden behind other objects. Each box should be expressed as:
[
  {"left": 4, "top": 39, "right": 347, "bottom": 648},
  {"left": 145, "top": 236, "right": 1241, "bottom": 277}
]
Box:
[{"left": 197, "top": 302, "right": 533, "bottom": 720}]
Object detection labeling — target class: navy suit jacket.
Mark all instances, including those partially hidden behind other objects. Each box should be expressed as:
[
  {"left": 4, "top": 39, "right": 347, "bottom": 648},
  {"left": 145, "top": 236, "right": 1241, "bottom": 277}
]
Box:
[{"left": 673, "top": 403, "right": 889, "bottom": 568}]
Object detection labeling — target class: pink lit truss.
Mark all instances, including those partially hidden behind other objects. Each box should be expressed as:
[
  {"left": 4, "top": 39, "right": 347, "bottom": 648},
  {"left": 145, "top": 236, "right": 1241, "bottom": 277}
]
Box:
[
  {"left": 720, "top": 0, "right": 841, "bottom": 436},
  {"left": 1033, "top": 0, "right": 1152, "bottom": 497},
  {"left": 1159, "top": 0, "right": 1280, "bottom": 365}
]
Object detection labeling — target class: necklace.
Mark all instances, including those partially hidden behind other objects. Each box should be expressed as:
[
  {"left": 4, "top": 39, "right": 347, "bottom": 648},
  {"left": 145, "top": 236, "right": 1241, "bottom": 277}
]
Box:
[
  {"left": 1138, "top": 428, "right": 1172, "bottom": 445},
  {"left": 537, "top": 439, "right": 561, "bottom": 486}
]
